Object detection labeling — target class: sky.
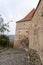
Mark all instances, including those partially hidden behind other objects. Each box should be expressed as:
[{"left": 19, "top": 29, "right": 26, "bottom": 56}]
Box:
[{"left": 0, "top": 0, "right": 39, "bottom": 35}]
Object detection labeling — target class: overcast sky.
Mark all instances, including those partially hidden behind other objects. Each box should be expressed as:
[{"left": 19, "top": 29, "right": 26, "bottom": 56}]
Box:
[{"left": 0, "top": 0, "right": 39, "bottom": 35}]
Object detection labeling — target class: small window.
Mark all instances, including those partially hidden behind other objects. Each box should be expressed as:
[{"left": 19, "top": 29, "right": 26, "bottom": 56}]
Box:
[
  {"left": 26, "top": 31, "right": 28, "bottom": 33},
  {"left": 24, "top": 23, "right": 25, "bottom": 25},
  {"left": 19, "top": 37, "right": 20, "bottom": 39},
  {"left": 41, "top": 7, "right": 43, "bottom": 17},
  {"left": 19, "top": 31, "right": 20, "bottom": 33},
  {"left": 41, "top": 11, "right": 43, "bottom": 17}
]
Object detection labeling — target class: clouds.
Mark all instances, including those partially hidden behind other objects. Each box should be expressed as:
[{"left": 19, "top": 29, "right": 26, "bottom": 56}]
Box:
[
  {"left": 0, "top": 0, "right": 39, "bottom": 21},
  {"left": 0, "top": 0, "right": 39, "bottom": 34}
]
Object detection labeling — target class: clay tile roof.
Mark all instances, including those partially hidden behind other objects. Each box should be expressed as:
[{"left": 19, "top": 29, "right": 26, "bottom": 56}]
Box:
[{"left": 16, "top": 8, "right": 35, "bottom": 23}]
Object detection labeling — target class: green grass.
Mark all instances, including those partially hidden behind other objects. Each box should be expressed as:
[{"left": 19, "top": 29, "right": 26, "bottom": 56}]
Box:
[
  {"left": 29, "top": 49, "right": 42, "bottom": 65},
  {"left": 0, "top": 46, "right": 4, "bottom": 50}
]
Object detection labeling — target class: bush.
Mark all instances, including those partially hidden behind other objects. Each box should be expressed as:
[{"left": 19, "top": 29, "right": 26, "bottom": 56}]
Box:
[
  {"left": 29, "top": 49, "right": 42, "bottom": 65},
  {"left": 8, "top": 41, "right": 13, "bottom": 48},
  {"left": 0, "top": 35, "right": 14, "bottom": 49},
  {"left": 0, "top": 35, "right": 9, "bottom": 47}
]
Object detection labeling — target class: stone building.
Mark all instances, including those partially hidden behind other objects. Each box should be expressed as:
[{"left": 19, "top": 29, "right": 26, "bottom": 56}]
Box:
[
  {"left": 14, "top": 0, "right": 43, "bottom": 64},
  {"left": 14, "top": 8, "right": 35, "bottom": 48}
]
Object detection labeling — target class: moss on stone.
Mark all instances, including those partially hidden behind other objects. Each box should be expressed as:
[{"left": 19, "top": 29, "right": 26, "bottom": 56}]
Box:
[{"left": 29, "top": 49, "right": 42, "bottom": 65}]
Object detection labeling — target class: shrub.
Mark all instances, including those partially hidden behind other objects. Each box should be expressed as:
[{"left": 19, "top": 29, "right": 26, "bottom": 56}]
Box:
[
  {"left": 29, "top": 49, "right": 42, "bottom": 65},
  {"left": 8, "top": 41, "right": 13, "bottom": 48},
  {"left": 0, "top": 35, "right": 9, "bottom": 47}
]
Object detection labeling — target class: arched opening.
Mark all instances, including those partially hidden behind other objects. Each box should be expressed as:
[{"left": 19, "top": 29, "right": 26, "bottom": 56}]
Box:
[{"left": 20, "top": 36, "right": 29, "bottom": 48}]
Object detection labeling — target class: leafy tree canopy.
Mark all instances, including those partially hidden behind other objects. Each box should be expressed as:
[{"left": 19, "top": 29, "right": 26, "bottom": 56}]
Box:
[{"left": 0, "top": 15, "right": 9, "bottom": 34}]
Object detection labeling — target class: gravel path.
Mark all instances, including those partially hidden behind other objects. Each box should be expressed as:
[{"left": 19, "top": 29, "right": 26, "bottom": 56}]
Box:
[{"left": 0, "top": 49, "right": 26, "bottom": 65}]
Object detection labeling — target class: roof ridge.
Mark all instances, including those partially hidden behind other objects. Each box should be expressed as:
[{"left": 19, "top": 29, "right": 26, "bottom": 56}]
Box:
[{"left": 17, "top": 8, "right": 35, "bottom": 23}]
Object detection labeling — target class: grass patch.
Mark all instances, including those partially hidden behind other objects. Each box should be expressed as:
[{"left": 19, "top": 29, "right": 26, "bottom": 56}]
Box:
[
  {"left": 29, "top": 49, "right": 42, "bottom": 65},
  {"left": 0, "top": 46, "right": 4, "bottom": 50}
]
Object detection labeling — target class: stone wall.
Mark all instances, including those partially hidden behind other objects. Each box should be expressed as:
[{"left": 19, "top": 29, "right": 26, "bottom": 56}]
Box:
[
  {"left": 29, "top": 0, "right": 43, "bottom": 64},
  {"left": 14, "top": 0, "right": 43, "bottom": 64},
  {"left": 14, "top": 21, "right": 31, "bottom": 48}
]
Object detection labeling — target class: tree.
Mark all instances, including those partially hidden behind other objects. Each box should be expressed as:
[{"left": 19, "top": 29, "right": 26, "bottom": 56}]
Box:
[
  {"left": 0, "top": 35, "right": 9, "bottom": 47},
  {"left": 0, "top": 15, "right": 9, "bottom": 34}
]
